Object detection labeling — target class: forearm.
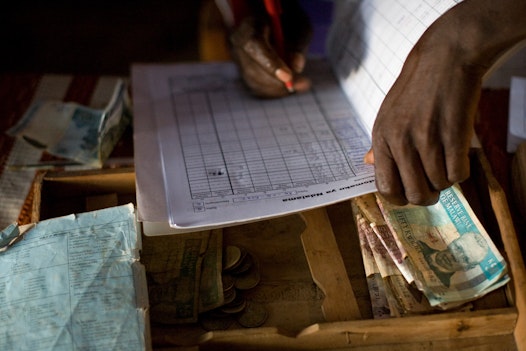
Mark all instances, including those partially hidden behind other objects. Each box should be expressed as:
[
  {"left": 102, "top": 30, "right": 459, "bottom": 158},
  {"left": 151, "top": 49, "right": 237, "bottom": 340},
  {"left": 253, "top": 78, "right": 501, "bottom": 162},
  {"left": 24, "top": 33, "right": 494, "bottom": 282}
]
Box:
[{"left": 425, "top": 0, "right": 526, "bottom": 72}]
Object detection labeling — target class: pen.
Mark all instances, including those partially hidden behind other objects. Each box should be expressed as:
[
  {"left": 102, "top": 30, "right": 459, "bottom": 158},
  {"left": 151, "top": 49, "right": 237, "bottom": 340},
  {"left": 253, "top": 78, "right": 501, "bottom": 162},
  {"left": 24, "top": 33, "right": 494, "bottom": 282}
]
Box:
[{"left": 263, "top": 0, "right": 295, "bottom": 93}]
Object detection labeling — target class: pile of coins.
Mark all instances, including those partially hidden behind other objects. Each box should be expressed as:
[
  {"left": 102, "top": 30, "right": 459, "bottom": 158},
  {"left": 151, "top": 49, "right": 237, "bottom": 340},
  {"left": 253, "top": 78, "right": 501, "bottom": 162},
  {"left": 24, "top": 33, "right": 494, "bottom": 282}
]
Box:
[{"left": 199, "top": 245, "right": 268, "bottom": 331}]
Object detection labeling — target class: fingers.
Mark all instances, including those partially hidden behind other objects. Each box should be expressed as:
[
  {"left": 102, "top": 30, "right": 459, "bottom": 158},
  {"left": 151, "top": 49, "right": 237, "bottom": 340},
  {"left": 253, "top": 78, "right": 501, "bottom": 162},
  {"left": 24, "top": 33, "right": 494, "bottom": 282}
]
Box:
[
  {"left": 363, "top": 149, "right": 374, "bottom": 164},
  {"left": 372, "top": 126, "right": 472, "bottom": 206},
  {"left": 229, "top": 18, "right": 290, "bottom": 95},
  {"left": 231, "top": 19, "right": 287, "bottom": 73},
  {"left": 441, "top": 93, "right": 476, "bottom": 185},
  {"left": 368, "top": 58, "right": 480, "bottom": 206},
  {"left": 372, "top": 143, "right": 407, "bottom": 205},
  {"left": 290, "top": 52, "right": 306, "bottom": 74},
  {"left": 420, "top": 148, "right": 452, "bottom": 193},
  {"left": 444, "top": 145, "right": 471, "bottom": 184},
  {"left": 373, "top": 136, "right": 441, "bottom": 206},
  {"left": 230, "top": 16, "right": 312, "bottom": 98},
  {"left": 233, "top": 45, "right": 302, "bottom": 98}
]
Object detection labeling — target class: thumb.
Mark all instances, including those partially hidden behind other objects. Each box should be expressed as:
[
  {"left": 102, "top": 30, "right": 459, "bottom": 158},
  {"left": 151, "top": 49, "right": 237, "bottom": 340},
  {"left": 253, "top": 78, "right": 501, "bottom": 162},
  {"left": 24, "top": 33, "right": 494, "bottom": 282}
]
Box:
[{"left": 364, "top": 149, "right": 375, "bottom": 164}]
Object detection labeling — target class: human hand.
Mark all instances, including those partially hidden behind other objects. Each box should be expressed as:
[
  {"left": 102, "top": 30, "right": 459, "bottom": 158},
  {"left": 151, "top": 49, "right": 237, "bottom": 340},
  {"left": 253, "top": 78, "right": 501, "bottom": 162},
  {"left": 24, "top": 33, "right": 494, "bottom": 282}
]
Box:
[
  {"left": 229, "top": 0, "right": 313, "bottom": 98},
  {"left": 364, "top": 0, "right": 526, "bottom": 206},
  {"left": 365, "top": 47, "right": 481, "bottom": 206}
]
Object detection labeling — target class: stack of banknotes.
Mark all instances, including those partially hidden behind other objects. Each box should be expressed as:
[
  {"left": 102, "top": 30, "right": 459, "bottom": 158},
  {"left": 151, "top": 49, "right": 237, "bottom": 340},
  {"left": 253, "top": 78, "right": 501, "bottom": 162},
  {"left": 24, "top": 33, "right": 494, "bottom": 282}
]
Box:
[
  {"left": 7, "top": 80, "right": 130, "bottom": 168},
  {"left": 351, "top": 185, "right": 509, "bottom": 318}
]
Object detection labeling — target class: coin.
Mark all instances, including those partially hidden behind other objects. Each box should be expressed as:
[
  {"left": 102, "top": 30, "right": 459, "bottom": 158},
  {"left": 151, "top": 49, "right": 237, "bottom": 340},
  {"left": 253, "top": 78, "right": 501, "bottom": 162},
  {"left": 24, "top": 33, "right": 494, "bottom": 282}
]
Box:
[
  {"left": 236, "top": 301, "right": 268, "bottom": 328},
  {"left": 223, "top": 245, "right": 242, "bottom": 271},
  {"left": 229, "top": 251, "right": 254, "bottom": 275},
  {"left": 224, "top": 246, "right": 248, "bottom": 273},
  {"left": 222, "top": 273, "right": 235, "bottom": 292},
  {"left": 234, "top": 256, "right": 261, "bottom": 290},
  {"left": 220, "top": 295, "right": 247, "bottom": 314},
  {"left": 223, "top": 286, "right": 237, "bottom": 305}
]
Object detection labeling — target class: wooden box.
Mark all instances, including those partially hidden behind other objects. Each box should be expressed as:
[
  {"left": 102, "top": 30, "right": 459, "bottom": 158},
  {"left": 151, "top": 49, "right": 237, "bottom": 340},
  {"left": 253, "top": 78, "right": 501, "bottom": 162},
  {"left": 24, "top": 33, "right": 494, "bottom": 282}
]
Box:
[{"left": 32, "top": 149, "right": 526, "bottom": 351}]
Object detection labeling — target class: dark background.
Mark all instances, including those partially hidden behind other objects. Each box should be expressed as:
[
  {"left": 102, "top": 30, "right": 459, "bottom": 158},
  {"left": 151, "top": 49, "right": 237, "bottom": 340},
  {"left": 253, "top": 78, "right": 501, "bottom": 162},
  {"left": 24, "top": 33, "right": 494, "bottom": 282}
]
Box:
[{"left": 0, "top": 1, "right": 204, "bottom": 75}]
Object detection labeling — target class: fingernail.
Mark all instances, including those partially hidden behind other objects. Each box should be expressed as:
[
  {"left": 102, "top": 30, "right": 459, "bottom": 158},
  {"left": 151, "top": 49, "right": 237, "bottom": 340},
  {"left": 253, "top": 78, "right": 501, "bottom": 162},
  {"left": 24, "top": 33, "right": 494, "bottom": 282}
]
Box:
[
  {"left": 275, "top": 68, "right": 294, "bottom": 93},
  {"left": 275, "top": 68, "right": 292, "bottom": 83}
]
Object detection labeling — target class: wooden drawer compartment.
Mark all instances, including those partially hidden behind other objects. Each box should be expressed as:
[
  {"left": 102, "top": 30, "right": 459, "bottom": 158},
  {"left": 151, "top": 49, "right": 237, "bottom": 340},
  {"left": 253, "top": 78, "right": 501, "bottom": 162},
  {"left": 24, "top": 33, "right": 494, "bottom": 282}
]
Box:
[{"left": 33, "top": 149, "right": 526, "bottom": 350}]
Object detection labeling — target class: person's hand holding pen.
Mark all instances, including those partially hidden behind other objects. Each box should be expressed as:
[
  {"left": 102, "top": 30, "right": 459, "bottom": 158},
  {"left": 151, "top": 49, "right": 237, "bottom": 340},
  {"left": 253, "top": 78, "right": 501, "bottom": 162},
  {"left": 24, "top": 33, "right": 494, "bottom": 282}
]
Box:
[{"left": 221, "top": 0, "right": 313, "bottom": 98}]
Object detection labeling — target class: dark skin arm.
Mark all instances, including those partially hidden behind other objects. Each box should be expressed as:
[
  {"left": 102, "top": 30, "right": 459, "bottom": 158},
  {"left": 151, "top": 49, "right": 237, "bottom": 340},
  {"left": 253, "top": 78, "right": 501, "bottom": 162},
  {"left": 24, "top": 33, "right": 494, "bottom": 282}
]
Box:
[
  {"left": 365, "top": 0, "right": 526, "bottom": 205},
  {"left": 224, "top": 0, "right": 526, "bottom": 205}
]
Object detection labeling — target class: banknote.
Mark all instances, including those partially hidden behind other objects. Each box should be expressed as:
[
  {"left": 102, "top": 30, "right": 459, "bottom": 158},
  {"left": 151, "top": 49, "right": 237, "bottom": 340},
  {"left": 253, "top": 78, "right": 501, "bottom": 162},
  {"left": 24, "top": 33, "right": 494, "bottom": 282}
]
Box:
[
  {"left": 7, "top": 80, "right": 130, "bottom": 167},
  {"left": 356, "top": 211, "right": 434, "bottom": 316},
  {"left": 141, "top": 231, "right": 211, "bottom": 324},
  {"left": 366, "top": 273, "right": 392, "bottom": 319},
  {"left": 376, "top": 185, "right": 510, "bottom": 308},
  {"left": 354, "top": 194, "right": 415, "bottom": 284},
  {"left": 353, "top": 206, "right": 393, "bottom": 319},
  {"left": 198, "top": 229, "right": 225, "bottom": 313},
  {"left": 0, "top": 223, "right": 34, "bottom": 252}
]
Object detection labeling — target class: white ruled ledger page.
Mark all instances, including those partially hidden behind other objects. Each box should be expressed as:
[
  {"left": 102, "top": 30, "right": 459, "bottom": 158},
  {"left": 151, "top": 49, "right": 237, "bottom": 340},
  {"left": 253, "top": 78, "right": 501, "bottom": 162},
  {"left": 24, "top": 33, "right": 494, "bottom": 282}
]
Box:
[
  {"left": 132, "top": 0, "right": 462, "bottom": 232},
  {"left": 135, "top": 60, "right": 375, "bottom": 231},
  {"left": 327, "top": 0, "right": 462, "bottom": 135}
]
